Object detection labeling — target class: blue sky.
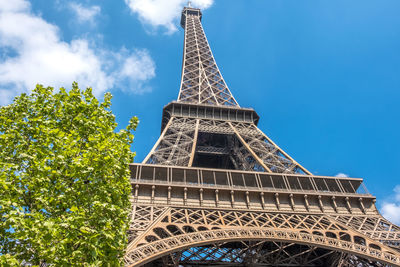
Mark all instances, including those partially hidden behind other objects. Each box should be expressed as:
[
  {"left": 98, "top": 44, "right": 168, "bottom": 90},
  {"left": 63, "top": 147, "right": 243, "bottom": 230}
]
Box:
[{"left": 1, "top": 0, "right": 400, "bottom": 223}]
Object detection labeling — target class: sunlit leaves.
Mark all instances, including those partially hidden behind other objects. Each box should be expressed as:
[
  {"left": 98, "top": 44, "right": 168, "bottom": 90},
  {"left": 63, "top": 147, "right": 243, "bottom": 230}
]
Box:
[{"left": 0, "top": 83, "right": 137, "bottom": 266}]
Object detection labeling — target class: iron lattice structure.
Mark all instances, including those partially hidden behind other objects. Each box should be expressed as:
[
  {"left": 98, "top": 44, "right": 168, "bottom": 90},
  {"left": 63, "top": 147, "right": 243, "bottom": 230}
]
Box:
[{"left": 124, "top": 7, "right": 400, "bottom": 267}]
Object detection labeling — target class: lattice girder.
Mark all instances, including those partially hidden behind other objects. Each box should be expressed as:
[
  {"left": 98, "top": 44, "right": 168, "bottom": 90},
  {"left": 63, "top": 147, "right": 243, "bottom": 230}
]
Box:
[
  {"left": 143, "top": 117, "right": 310, "bottom": 175},
  {"left": 178, "top": 10, "right": 238, "bottom": 106},
  {"left": 333, "top": 215, "right": 400, "bottom": 250},
  {"left": 124, "top": 205, "right": 400, "bottom": 266},
  {"left": 161, "top": 243, "right": 384, "bottom": 266},
  {"left": 143, "top": 117, "right": 197, "bottom": 166}
]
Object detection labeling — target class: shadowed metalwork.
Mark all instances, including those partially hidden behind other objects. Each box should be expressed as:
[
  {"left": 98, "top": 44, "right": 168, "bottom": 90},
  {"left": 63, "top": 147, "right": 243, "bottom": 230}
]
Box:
[{"left": 125, "top": 6, "right": 400, "bottom": 267}]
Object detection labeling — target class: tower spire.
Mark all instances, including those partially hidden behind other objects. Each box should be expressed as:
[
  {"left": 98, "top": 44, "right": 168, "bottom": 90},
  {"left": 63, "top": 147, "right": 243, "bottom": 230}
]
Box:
[{"left": 179, "top": 7, "right": 238, "bottom": 106}]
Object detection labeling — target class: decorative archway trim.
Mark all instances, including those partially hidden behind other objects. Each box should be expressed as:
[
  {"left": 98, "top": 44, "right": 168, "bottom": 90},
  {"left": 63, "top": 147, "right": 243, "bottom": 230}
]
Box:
[{"left": 124, "top": 228, "right": 400, "bottom": 266}]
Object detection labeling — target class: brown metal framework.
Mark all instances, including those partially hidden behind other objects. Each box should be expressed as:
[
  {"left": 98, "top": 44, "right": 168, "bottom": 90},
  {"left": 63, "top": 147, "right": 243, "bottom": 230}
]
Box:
[{"left": 124, "top": 6, "right": 400, "bottom": 267}]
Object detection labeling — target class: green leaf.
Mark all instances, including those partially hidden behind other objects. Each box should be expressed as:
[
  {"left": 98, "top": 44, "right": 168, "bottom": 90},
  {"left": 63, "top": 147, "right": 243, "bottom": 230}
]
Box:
[{"left": 0, "top": 82, "right": 136, "bottom": 266}]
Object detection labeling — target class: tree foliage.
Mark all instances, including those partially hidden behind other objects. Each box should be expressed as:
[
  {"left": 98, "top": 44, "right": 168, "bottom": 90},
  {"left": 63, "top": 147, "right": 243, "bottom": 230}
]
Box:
[{"left": 0, "top": 83, "right": 138, "bottom": 266}]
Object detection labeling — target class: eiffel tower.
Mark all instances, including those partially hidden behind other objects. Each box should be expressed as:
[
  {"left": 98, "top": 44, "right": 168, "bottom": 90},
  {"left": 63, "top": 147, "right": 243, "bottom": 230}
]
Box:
[{"left": 124, "top": 6, "right": 400, "bottom": 267}]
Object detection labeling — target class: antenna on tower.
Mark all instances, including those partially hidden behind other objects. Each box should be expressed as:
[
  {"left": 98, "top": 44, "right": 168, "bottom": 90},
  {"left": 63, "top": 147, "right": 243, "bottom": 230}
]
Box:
[{"left": 187, "top": 1, "right": 192, "bottom": 7}]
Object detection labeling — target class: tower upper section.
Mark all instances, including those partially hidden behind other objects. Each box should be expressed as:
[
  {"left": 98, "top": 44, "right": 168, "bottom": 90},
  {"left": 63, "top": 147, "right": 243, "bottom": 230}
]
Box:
[
  {"left": 177, "top": 7, "right": 239, "bottom": 107},
  {"left": 180, "top": 7, "right": 202, "bottom": 28}
]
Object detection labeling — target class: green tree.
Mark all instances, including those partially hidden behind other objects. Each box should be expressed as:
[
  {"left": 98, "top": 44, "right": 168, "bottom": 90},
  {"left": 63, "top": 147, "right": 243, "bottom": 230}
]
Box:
[{"left": 0, "top": 83, "right": 138, "bottom": 266}]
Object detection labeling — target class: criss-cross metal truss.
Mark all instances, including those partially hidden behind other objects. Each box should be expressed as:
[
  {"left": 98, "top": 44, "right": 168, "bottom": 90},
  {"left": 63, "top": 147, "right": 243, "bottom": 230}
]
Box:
[
  {"left": 144, "top": 108, "right": 310, "bottom": 175},
  {"left": 177, "top": 7, "right": 238, "bottom": 106},
  {"left": 125, "top": 6, "right": 400, "bottom": 267}
]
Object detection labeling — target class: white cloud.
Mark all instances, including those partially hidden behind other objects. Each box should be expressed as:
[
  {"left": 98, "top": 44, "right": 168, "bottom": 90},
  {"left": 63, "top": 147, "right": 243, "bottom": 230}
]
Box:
[
  {"left": 0, "top": 0, "right": 155, "bottom": 105},
  {"left": 395, "top": 185, "right": 400, "bottom": 202},
  {"left": 381, "top": 185, "right": 400, "bottom": 225},
  {"left": 0, "top": 0, "right": 30, "bottom": 12},
  {"left": 69, "top": 2, "right": 101, "bottom": 24},
  {"left": 335, "top": 173, "right": 349, "bottom": 178},
  {"left": 125, "top": 0, "right": 213, "bottom": 34},
  {"left": 111, "top": 48, "right": 156, "bottom": 94}
]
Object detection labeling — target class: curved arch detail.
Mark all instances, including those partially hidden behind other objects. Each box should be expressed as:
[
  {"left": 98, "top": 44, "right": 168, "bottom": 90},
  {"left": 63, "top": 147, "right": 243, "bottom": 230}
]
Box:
[{"left": 124, "top": 228, "right": 400, "bottom": 266}]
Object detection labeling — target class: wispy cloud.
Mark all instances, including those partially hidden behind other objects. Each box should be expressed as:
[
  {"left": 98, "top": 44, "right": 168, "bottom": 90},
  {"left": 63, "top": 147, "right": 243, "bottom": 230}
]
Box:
[
  {"left": 69, "top": 2, "right": 101, "bottom": 25},
  {"left": 112, "top": 48, "right": 156, "bottom": 94},
  {"left": 335, "top": 173, "right": 349, "bottom": 178},
  {"left": 0, "top": 0, "right": 155, "bottom": 105},
  {"left": 381, "top": 185, "right": 400, "bottom": 225},
  {"left": 124, "top": 0, "right": 213, "bottom": 34}
]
